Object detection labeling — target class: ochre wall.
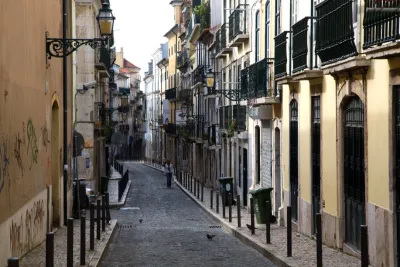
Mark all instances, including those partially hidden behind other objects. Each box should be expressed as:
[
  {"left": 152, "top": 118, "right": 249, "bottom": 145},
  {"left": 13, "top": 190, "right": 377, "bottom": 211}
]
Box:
[{"left": 320, "top": 75, "right": 338, "bottom": 216}]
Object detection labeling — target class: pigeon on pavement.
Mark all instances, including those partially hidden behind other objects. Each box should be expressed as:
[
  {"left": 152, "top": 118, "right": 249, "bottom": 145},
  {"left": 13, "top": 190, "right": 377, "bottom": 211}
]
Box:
[
  {"left": 139, "top": 219, "right": 143, "bottom": 224},
  {"left": 246, "top": 224, "right": 257, "bottom": 230}
]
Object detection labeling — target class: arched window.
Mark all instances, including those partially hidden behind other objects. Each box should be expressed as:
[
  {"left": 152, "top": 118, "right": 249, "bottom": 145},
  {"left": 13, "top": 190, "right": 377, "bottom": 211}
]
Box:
[{"left": 255, "top": 11, "right": 260, "bottom": 61}]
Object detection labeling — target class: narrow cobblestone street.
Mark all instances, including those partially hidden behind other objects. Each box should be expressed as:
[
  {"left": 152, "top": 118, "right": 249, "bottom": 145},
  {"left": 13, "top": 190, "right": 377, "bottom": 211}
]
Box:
[{"left": 100, "top": 162, "right": 276, "bottom": 267}]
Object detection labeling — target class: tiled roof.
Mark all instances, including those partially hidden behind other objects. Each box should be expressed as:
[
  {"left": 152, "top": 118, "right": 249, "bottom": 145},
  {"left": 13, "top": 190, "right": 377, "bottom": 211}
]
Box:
[
  {"left": 119, "top": 68, "right": 131, "bottom": 74},
  {"left": 123, "top": 58, "right": 139, "bottom": 69}
]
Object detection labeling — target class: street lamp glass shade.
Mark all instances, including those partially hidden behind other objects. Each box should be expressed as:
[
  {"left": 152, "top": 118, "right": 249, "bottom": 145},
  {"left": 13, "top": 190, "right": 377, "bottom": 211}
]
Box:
[
  {"left": 97, "top": 2, "right": 115, "bottom": 36},
  {"left": 206, "top": 70, "right": 215, "bottom": 89}
]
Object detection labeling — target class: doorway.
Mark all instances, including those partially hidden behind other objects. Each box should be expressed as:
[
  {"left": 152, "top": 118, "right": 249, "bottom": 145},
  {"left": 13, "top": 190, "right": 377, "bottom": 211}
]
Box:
[
  {"left": 343, "top": 96, "right": 365, "bottom": 250},
  {"left": 274, "top": 128, "right": 281, "bottom": 216},
  {"left": 51, "top": 101, "right": 60, "bottom": 227},
  {"left": 243, "top": 148, "right": 248, "bottom": 206}
]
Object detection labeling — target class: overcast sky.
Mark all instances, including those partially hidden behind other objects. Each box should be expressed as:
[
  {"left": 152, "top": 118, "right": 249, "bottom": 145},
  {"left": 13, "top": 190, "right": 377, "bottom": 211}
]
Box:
[{"left": 112, "top": 0, "right": 174, "bottom": 77}]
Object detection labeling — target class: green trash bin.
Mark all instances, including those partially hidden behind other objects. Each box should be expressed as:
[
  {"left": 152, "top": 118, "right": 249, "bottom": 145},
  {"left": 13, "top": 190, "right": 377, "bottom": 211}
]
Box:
[
  {"left": 101, "top": 176, "right": 110, "bottom": 194},
  {"left": 218, "top": 177, "right": 233, "bottom": 206},
  {"left": 249, "top": 187, "right": 273, "bottom": 224}
]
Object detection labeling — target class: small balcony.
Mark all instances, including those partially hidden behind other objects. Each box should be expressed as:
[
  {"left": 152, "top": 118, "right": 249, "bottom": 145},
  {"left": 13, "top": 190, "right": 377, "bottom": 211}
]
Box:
[
  {"left": 192, "top": 65, "right": 204, "bottom": 86},
  {"left": 216, "top": 24, "right": 233, "bottom": 58},
  {"left": 219, "top": 105, "right": 246, "bottom": 135},
  {"left": 178, "top": 89, "right": 192, "bottom": 103},
  {"left": 177, "top": 50, "right": 190, "bottom": 69},
  {"left": 229, "top": 4, "right": 249, "bottom": 47},
  {"left": 165, "top": 123, "right": 176, "bottom": 135},
  {"left": 291, "top": 17, "right": 322, "bottom": 80},
  {"left": 165, "top": 88, "right": 177, "bottom": 100},
  {"left": 363, "top": 0, "right": 400, "bottom": 58},
  {"left": 315, "top": 0, "right": 357, "bottom": 66},
  {"left": 95, "top": 45, "right": 111, "bottom": 78},
  {"left": 274, "top": 31, "right": 289, "bottom": 80},
  {"left": 240, "top": 58, "right": 278, "bottom": 102},
  {"left": 208, "top": 124, "right": 216, "bottom": 145}
]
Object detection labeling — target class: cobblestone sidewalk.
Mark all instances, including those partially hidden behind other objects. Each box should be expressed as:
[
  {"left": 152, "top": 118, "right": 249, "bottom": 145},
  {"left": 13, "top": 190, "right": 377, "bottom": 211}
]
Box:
[
  {"left": 142, "top": 163, "right": 365, "bottom": 267},
  {"left": 19, "top": 217, "right": 117, "bottom": 267}
]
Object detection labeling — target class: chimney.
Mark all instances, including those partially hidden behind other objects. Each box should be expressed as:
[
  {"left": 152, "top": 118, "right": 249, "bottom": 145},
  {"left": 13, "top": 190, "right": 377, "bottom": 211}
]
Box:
[{"left": 120, "top": 47, "right": 124, "bottom": 57}]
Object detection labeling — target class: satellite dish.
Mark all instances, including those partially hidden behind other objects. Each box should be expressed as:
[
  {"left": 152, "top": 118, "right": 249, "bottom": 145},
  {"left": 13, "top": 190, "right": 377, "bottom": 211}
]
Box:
[{"left": 73, "top": 131, "right": 85, "bottom": 157}]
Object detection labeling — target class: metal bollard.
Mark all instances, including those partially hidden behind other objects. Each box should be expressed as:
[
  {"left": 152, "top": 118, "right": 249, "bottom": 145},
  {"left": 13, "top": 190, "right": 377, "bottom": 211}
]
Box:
[
  {"left": 7, "top": 258, "right": 19, "bottom": 267},
  {"left": 222, "top": 190, "right": 226, "bottom": 218},
  {"left": 266, "top": 201, "right": 271, "bottom": 244},
  {"left": 250, "top": 198, "right": 255, "bottom": 235},
  {"left": 228, "top": 193, "right": 232, "bottom": 222},
  {"left": 201, "top": 183, "right": 204, "bottom": 202},
  {"left": 97, "top": 199, "right": 101, "bottom": 240},
  {"left": 210, "top": 189, "right": 213, "bottom": 209},
  {"left": 105, "top": 192, "right": 111, "bottom": 223},
  {"left": 90, "top": 203, "right": 94, "bottom": 250},
  {"left": 46, "top": 232, "right": 54, "bottom": 267},
  {"left": 197, "top": 180, "right": 200, "bottom": 199},
  {"left": 216, "top": 192, "right": 219, "bottom": 213},
  {"left": 361, "top": 225, "right": 368, "bottom": 267},
  {"left": 102, "top": 195, "right": 106, "bottom": 232},
  {"left": 194, "top": 179, "right": 197, "bottom": 196},
  {"left": 67, "top": 218, "right": 73, "bottom": 267},
  {"left": 81, "top": 214, "right": 86, "bottom": 265},
  {"left": 316, "top": 213, "right": 322, "bottom": 267},
  {"left": 237, "top": 195, "right": 241, "bottom": 228},
  {"left": 287, "top": 206, "right": 292, "bottom": 257}
]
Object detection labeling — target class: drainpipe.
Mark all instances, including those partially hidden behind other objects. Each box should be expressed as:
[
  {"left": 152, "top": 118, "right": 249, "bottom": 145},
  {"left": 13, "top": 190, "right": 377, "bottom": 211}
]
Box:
[
  {"left": 161, "top": 61, "right": 168, "bottom": 161},
  {"left": 309, "top": 0, "right": 314, "bottom": 70},
  {"left": 62, "top": 0, "right": 68, "bottom": 226},
  {"left": 289, "top": 0, "right": 293, "bottom": 76},
  {"left": 172, "top": 26, "right": 179, "bottom": 175},
  {"left": 157, "top": 64, "right": 163, "bottom": 164}
]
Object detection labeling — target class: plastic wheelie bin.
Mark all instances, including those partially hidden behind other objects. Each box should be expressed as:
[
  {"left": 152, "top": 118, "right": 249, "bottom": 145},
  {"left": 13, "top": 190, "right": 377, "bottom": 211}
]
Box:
[
  {"left": 218, "top": 177, "right": 233, "bottom": 206},
  {"left": 249, "top": 187, "right": 273, "bottom": 224}
]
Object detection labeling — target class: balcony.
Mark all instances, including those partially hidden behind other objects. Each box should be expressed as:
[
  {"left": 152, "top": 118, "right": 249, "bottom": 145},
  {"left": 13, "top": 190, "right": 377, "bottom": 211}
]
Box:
[
  {"left": 177, "top": 50, "right": 190, "bottom": 69},
  {"left": 240, "top": 58, "right": 277, "bottom": 102},
  {"left": 216, "top": 24, "right": 233, "bottom": 58},
  {"left": 165, "top": 123, "right": 176, "bottom": 135},
  {"left": 274, "top": 31, "right": 289, "bottom": 80},
  {"left": 192, "top": 65, "right": 204, "bottom": 86},
  {"left": 95, "top": 45, "right": 111, "bottom": 78},
  {"left": 363, "top": 0, "right": 400, "bottom": 57},
  {"left": 229, "top": 4, "right": 249, "bottom": 47},
  {"left": 315, "top": 0, "right": 357, "bottom": 66},
  {"left": 291, "top": 17, "right": 322, "bottom": 80},
  {"left": 208, "top": 124, "right": 216, "bottom": 145},
  {"left": 165, "top": 88, "right": 177, "bottom": 100},
  {"left": 219, "top": 105, "right": 246, "bottom": 135},
  {"left": 178, "top": 89, "right": 192, "bottom": 103}
]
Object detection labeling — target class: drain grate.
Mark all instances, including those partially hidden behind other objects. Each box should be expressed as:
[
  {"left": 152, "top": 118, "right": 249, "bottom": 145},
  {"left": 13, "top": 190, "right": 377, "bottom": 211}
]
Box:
[
  {"left": 117, "top": 224, "right": 134, "bottom": 229},
  {"left": 209, "top": 226, "right": 221, "bottom": 228}
]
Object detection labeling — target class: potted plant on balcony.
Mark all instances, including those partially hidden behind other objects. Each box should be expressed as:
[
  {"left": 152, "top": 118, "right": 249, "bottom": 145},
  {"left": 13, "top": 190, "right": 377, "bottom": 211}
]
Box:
[
  {"left": 227, "top": 119, "right": 236, "bottom": 138},
  {"left": 194, "top": 0, "right": 210, "bottom": 31}
]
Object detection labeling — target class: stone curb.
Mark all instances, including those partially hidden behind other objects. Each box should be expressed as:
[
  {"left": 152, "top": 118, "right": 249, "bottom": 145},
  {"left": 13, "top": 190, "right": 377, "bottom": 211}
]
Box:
[
  {"left": 142, "top": 163, "right": 164, "bottom": 173},
  {"left": 88, "top": 219, "right": 118, "bottom": 267},
  {"left": 109, "top": 180, "right": 131, "bottom": 208},
  {"left": 173, "top": 178, "right": 299, "bottom": 267}
]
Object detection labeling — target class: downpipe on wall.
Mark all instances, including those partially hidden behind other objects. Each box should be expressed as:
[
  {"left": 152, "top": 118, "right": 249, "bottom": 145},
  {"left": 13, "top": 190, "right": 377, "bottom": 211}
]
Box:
[{"left": 63, "top": 0, "right": 68, "bottom": 226}]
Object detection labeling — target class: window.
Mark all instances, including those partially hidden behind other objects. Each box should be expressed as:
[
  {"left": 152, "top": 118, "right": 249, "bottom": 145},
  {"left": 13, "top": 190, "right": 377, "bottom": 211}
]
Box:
[
  {"left": 292, "top": 0, "right": 298, "bottom": 24},
  {"left": 275, "top": 0, "right": 281, "bottom": 35},
  {"left": 265, "top": 1, "right": 271, "bottom": 58},
  {"left": 255, "top": 11, "right": 260, "bottom": 62}
]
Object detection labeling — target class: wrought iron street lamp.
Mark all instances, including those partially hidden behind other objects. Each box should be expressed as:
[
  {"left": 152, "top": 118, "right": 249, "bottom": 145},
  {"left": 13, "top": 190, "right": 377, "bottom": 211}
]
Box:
[
  {"left": 45, "top": 1, "right": 116, "bottom": 225},
  {"left": 205, "top": 68, "right": 240, "bottom": 101},
  {"left": 121, "top": 92, "right": 129, "bottom": 106}
]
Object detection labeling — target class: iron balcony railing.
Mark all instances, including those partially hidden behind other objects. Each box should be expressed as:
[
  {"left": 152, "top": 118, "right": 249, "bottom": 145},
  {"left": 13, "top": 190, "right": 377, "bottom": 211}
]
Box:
[
  {"left": 241, "top": 58, "right": 274, "bottom": 100},
  {"left": 220, "top": 23, "right": 227, "bottom": 51},
  {"left": 165, "top": 88, "right": 177, "bottom": 100},
  {"left": 274, "top": 31, "right": 289, "bottom": 79},
  {"left": 292, "top": 17, "right": 311, "bottom": 73},
  {"left": 165, "top": 123, "right": 176, "bottom": 135},
  {"left": 233, "top": 105, "right": 246, "bottom": 131},
  {"left": 177, "top": 50, "right": 189, "bottom": 69},
  {"left": 95, "top": 45, "right": 111, "bottom": 70},
  {"left": 215, "top": 28, "right": 221, "bottom": 54},
  {"left": 316, "top": 0, "right": 357, "bottom": 65},
  {"left": 363, "top": 0, "right": 400, "bottom": 48},
  {"left": 193, "top": 65, "right": 205, "bottom": 85},
  {"left": 229, "top": 4, "right": 248, "bottom": 42},
  {"left": 186, "top": 19, "right": 193, "bottom": 42},
  {"left": 178, "top": 89, "right": 192, "bottom": 103}
]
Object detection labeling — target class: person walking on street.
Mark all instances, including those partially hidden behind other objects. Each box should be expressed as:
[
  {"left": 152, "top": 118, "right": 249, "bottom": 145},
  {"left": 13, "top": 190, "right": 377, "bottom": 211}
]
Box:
[{"left": 164, "top": 159, "right": 173, "bottom": 188}]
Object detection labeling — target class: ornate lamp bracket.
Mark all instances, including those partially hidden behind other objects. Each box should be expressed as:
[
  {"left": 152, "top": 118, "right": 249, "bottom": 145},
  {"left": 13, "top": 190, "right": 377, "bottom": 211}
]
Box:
[{"left": 216, "top": 89, "right": 240, "bottom": 101}]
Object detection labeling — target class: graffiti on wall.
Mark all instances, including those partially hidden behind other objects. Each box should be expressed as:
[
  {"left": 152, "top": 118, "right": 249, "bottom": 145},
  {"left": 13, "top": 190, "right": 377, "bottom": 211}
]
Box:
[
  {"left": 10, "top": 199, "right": 45, "bottom": 256},
  {"left": 27, "top": 119, "right": 38, "bottom": 170},
  {"left": 0, "top": 138, "right": 10, "bottom": 193}
]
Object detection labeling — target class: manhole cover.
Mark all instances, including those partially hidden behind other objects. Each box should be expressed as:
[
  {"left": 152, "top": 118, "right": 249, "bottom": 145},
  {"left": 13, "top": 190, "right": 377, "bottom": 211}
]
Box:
[{"left": 120, "top": 207, "right": 140, "bottom": 211}]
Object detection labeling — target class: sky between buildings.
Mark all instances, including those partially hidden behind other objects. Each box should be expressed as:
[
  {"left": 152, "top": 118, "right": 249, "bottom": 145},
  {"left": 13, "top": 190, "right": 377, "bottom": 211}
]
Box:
[{"left": 112, "top": 0, "right": 175, "bottom": 82}]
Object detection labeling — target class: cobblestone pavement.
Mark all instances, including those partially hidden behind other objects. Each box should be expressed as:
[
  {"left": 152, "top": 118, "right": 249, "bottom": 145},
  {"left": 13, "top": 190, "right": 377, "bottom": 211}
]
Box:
[
  {"left": 19, "top": 215, "right": 116, "bottom": 267},
  {"left": 169, "top": 169, "right": 363, "bottom": 267},
  {"left": 99, "top": 161, "right": 276, "bottom": 267}
]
